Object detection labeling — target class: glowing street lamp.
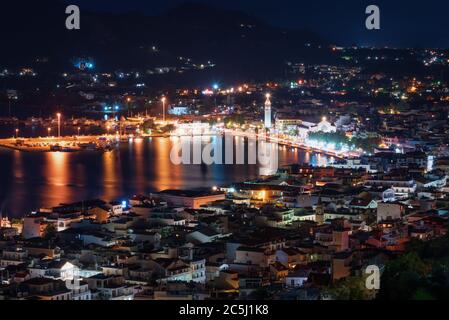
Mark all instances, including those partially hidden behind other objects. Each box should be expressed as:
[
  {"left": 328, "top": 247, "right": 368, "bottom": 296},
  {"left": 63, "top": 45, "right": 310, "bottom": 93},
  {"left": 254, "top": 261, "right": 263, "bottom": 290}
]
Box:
[
  {"left": 15, "top": 128, "right": 19, "bottom": 139},
  {"left": 77, "top": 127, "right": 81, "bottom": 136},
  {"left": 48, "top": 127, "right": 52, "bottom": 137},
  {"left": 161, "top": 97, "right": 167, "bottom": 123},
  {"left": 56, "top": 113, "right": 62, "bottom": 138},
  {"left": 126, "top": 97, "right": 132, "bottom": 117}
]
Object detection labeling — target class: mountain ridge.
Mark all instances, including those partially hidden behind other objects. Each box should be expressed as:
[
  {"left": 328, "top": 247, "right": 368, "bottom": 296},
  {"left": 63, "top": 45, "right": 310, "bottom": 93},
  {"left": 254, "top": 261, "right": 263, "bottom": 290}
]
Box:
[{"left": 0, "top": 0, "right": 333, "bottom": 83}]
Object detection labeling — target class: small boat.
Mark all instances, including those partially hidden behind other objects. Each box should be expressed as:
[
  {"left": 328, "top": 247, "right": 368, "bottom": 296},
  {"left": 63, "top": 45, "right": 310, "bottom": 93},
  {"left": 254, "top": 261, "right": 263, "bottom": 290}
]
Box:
[
  {"left": 79, "top": 142, "right": 98, "bottom": 151},
  {"left": 50, "top": 145, "right": 63, "bottom": 152},
  {"left": 62, "top": 147, "right": 80, "bottom": 153}
]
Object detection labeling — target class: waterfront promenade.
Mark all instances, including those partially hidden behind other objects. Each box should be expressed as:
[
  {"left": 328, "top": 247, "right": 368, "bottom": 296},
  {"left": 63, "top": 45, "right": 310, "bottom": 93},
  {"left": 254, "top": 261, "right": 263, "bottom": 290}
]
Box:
[{"left": 0, "top": 136, "right": 113, "bottom": 152}]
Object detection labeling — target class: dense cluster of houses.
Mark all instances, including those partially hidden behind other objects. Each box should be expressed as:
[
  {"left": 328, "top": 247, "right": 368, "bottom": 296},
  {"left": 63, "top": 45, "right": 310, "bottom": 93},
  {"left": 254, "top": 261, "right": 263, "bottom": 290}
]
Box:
[{"left": 1, "top": 159, "right": 449, "bottom": 300}]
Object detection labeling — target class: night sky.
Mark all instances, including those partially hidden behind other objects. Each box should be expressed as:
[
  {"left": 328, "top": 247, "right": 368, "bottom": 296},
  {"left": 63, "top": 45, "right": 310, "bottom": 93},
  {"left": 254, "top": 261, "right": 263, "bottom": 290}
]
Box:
[{"left": 65, "top": 0, "right": 448, "bottom": 48}]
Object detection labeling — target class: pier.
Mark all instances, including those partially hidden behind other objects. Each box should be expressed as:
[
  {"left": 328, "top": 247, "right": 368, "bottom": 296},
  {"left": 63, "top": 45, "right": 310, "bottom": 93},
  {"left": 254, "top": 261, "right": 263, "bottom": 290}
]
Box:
[{"left": 0, "top": 136, "right": 116, "bottom": 153}]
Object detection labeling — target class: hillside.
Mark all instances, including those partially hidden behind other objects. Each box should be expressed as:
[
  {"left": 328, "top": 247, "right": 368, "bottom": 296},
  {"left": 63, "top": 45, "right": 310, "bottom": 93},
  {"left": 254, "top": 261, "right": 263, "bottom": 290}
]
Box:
[{"left": 0, "top": 1, "right": 333, "bottom": 84}]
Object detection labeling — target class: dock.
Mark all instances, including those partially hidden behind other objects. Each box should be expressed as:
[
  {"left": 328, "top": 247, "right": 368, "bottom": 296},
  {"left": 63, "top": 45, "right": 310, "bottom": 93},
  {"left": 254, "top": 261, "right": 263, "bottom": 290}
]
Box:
[{"left": 0, "top": 136, "right": 116, "bottom": 153}]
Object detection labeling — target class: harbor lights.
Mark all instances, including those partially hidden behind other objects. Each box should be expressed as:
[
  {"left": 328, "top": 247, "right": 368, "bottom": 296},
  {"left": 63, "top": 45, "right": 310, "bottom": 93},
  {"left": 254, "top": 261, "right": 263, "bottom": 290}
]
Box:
[
  {"left": 161, "top": 97, "right": 167, "bottom": 123},
  {"left": 126, "top": 97, "right": 132, "bottom": 117},
  {"left": 56, "top": 113, "right": 62, "bottom": 138}
]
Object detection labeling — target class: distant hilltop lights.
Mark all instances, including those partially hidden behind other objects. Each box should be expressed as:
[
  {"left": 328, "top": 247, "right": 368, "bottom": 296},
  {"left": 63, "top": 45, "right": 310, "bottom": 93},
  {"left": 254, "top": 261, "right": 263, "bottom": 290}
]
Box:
[
  {"left": 73, "top": 58, "right": 95, "bottom": 71},
  {"left": 200, "top": 83, "right": 254, "bottom": 96},
  {"left": 103, "top": 105, "right": 121, "bottom": 113}
]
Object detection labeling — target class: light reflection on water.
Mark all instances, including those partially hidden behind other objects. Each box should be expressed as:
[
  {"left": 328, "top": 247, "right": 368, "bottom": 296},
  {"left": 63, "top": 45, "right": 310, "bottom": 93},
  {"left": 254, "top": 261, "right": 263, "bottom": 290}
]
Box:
[{"left": 0, "top": 137, "right": 328, "bottom": 217}]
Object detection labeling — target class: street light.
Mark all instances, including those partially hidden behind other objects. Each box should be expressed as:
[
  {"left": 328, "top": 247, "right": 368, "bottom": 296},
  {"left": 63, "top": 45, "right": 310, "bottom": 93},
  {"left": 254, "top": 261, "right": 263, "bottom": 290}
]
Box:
[
  {"left": 126, "top": 97, "right": 132, "bottom": 117},
  {"left": 56, "top": 113, "right": 62, "bottom": 138},
  {"left": 15, "top": 128, "right": 19, "bottom": 139},
  {"left": 161, "top": 97, "right": 167, "bottom": 123},
  {"left": 77, "top": 127, "right": 81, "bottom": 136},
  {"left": 48, "top": 127, "right": 51, "bottom": 137}
]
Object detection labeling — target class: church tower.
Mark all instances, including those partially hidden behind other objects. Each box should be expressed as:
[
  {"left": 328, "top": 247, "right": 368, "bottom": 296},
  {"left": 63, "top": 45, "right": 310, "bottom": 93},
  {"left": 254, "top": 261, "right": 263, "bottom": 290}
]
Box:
[
  {"left": 315, "top": 197, "right": 325, "bottom": 225},
  {"left": 264, "top": 93, "right": 272, "bottom": 129}
]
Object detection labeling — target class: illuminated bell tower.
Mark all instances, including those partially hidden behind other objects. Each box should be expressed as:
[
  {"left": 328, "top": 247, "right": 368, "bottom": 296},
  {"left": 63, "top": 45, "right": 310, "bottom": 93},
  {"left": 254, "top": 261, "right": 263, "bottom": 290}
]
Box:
[
  {"left": 315, "top": 197, "right": 325, "bottom": 225},
  {"left": 264, "top": 93, "right": 272, "bottom": 129}
]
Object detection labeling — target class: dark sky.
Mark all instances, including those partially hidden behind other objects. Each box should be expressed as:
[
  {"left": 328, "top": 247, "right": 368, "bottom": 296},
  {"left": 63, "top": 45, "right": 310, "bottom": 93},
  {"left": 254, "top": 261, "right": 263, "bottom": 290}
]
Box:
[{"left": 66, "top": 0, "right": 448, "bottom": 48}]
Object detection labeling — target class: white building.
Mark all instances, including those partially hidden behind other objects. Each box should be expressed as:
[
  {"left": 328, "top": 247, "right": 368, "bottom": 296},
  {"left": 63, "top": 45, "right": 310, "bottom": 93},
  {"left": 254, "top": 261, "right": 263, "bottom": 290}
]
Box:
[
  {"left": 186, "top": 228, "right": 229, "bottom": 244},
  {"left": 189, "top": 259, "right": 207, "bottom": 284},
  {"left": 365, "top": 178, "right": 417, "bottom": 198},
  {"left": 264, "top": 94, "right": 272, "bottom": 129},
  {"left": 330, "top": 158, "right": 376, "bottom": 173},
  {"left": 29, "top": 261, "right": 79, "bottom": 281},
  {"left": 309, "top": 117, "right": 337, "bottom": 133},
  {"left": 172, "top": 122, "right": 214, "bottom": 136},
  {"left": 0, "top": 247, "right": 28, "bottom": 267},
  {"left": 169, "top": 105, "right": 190, "bottom": 116},
  {"left": 79, "top": 233, "right": 118, "bottom": 247},
  {"left": 70, "top": 281, "right": 92, "bottom": 301},
  {"left": 286, "top": 270, "right": 309, "bottom": 288},
  {"left": 377, "top": 202, "right": 404, "bottom": 222}
]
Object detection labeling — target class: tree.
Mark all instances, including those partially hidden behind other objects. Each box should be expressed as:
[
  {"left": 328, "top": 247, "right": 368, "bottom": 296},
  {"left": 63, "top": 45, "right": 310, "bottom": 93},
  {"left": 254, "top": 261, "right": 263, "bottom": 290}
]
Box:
[
  {"left": 378, "top": 252, "right": 430, "bottom": 300},
  {"left": 224, "top": 114, "right": 245, "bottom": 128},
  {"left": 413, "top": 288, "right": 435, "bottom": 300},
  {"left": 159, "top": 124, "right": 175, "bottom": 133},
  {"left": 142, "top": 119, "right": 155, "bottom": 131},
  {"left": 377, "top": 230, "right": 449, "bottom": 300},
  {"left": 43, "top": 224, "right": 57, "bottom": 240},
  {"left": 248, "top": 287, "right": 271, "bottom": 300},
  {"left": 308, "top": 132, "right": 349, "bottom": 146},
  {"left": 326, "top": 275, "right": 377, "bottom": 300}
]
